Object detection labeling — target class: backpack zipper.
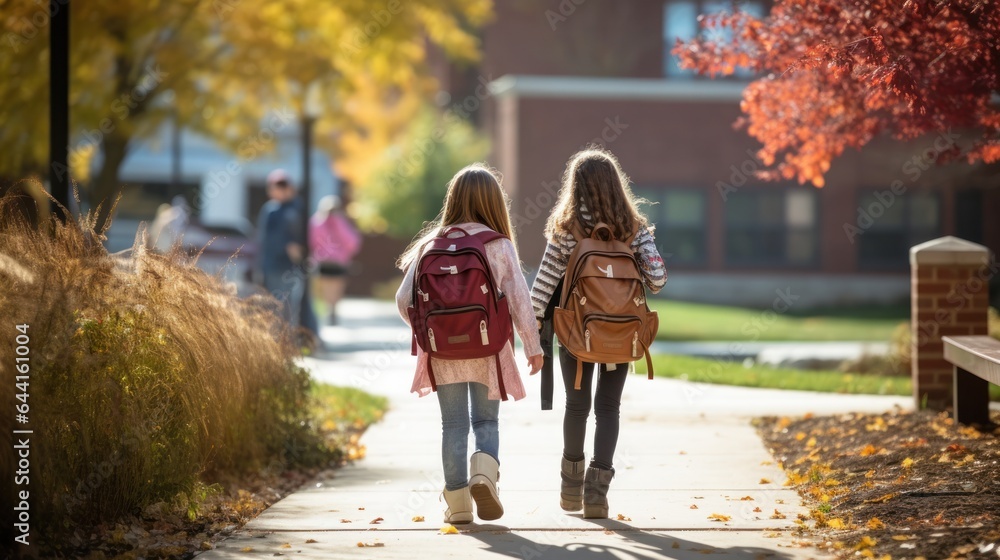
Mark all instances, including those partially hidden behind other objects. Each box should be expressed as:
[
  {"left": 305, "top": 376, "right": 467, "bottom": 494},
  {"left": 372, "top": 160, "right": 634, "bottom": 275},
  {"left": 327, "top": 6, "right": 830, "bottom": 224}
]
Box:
[
  {"left": 585, "top": 329, "right": 591, "bottom": 352},
  {"left": 632, "top": 332, "right": 638, "bottom": 358},
  {"left": 426, "top": 304, "right": 487, "bottom": 316},
  {"left": 428, "top": 328, "right": 437, "bottom": 352},
  {"left": 480, "top": 320, "right": 489, "bottom": 345}
]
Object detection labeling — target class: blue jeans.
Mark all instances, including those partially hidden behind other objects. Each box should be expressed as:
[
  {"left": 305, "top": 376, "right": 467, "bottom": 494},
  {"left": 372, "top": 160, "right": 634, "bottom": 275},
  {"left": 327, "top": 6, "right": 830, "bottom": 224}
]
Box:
[
  {"left": 436, "top": 382, "right": 499, "bottom": 491},
  {"left": 263, "top": 270, "right": 304, "bottom": 327}
]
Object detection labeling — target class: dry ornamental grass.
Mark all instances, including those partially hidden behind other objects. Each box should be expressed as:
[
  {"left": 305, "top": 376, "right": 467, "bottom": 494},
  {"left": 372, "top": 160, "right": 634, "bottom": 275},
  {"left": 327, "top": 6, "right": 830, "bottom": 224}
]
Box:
[{"left": 0, "top": 196, "right": 334, "bottom": 552}]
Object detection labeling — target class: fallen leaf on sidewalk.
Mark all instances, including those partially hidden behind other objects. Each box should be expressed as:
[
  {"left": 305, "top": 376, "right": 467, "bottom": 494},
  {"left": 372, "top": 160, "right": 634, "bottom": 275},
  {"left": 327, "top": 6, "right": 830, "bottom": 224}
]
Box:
[
  {"left": 863, "top": 493, "right": 897, "bottom": 504},
  {"left": 866, "top": 517, "right": 885, "bottom": 530},
  {"left": 280, "top": 543, "right": 292, "bottom": 549},
  {"left": 357, "top": 542, "right": 384, "bottom": 547},
  {"left": 412, "top": 516, "right": 425, "bottom": 522},
  {"left": 616, "top": 514, "right": 631, "bottom": 521},
  {"left": 369, "top": 517, "right": 384, "bottom": 524},
  {"left": 759, "top": 478, "right": 771, "bottom": 484},
  {"left": 240, "top": 547, "right": 254, "bottom": 553},
  {"left": 740, "top": 496, "right": 754, "bottom": 501},
  {"left": 340, "top": 519, "right": 352, "bottom": 523},
  {"left": 753, "top": 507, "right": 762, "bottom": 513},
  {"left": 826, "top": 518, "right": 846, "bottom": 529},
  {"left": 708, "top": 513, "right": 731, "bottom": 522},
  {"left": 440, "top": 525, "right": 459, "bottom": 535},
  {"left": 770, "top": 509, "right": 787, "bottom": 520},
  {"left": 690, "top": 504, "right": 699, "bottom": 509},
  {"left": 305, "top": 539, "right": 318, "bottom": 543}
]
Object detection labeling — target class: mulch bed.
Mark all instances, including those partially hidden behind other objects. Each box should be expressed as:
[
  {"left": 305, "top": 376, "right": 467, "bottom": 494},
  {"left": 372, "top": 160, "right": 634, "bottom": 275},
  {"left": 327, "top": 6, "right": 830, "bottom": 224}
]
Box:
[{"left": 757, "top": 408, "right": 1000, "bottom": 560}]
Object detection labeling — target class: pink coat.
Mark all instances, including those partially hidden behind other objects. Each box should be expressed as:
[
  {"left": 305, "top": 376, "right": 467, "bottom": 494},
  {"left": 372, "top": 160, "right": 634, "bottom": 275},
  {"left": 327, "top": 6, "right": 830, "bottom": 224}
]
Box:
[
  {"left": 309, "top": 213, "right": 361, "bottom": 265},
  {"left": 396, "top": 223, "right": 542, "bottom": 401}
]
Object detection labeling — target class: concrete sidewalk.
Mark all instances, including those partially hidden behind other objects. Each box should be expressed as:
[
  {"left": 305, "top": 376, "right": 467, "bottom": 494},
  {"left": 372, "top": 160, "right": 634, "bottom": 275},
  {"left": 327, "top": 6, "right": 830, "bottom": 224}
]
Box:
[{"left": 199, "top": 300, "right": 911, "bottom": 559}]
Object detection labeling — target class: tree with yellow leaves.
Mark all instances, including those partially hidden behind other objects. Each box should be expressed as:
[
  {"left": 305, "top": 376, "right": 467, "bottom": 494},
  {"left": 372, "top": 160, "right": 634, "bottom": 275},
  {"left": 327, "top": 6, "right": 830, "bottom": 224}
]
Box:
[{"left": 0, "top": 0, "right": 491, "bottom": 232}]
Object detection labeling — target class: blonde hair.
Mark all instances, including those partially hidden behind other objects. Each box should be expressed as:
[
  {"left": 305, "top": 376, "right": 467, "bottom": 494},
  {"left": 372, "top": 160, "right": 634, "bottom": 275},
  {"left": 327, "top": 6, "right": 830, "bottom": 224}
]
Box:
[
  {"left": 397, "top": 163, "right": 517, "bottom": 270},
  {"left": 545, "top": 147, "right": 648, "bottom": 242}
]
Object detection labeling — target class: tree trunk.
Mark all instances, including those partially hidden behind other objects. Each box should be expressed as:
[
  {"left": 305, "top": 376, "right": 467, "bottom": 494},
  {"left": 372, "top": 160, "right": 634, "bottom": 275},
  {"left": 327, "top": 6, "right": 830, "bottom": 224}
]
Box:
[{"left": 91, "top": 134, "right": 129, "bottom": 235}]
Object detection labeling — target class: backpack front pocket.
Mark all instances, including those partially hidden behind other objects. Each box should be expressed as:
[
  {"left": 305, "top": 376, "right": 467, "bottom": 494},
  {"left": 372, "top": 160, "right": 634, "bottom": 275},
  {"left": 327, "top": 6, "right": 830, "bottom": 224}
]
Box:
[
  {"left": 425, "top": 305, "right": 489, "bottom": 357},
  {"left": 583, "top": 314, "right": 642, "bottom": 359}
]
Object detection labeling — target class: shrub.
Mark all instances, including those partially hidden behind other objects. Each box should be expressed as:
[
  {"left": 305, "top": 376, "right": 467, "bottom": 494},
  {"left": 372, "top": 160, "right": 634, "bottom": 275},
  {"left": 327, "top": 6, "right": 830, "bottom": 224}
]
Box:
[{"left": 0, "top": 197, "right": 331, "bottom": 545}]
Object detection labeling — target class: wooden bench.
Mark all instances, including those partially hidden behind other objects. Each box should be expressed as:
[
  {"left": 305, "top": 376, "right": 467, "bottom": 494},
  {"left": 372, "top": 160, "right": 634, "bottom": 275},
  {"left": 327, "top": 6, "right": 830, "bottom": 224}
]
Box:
[{"left": 942, "top": 336, "right": 1000, "bottom": 425}]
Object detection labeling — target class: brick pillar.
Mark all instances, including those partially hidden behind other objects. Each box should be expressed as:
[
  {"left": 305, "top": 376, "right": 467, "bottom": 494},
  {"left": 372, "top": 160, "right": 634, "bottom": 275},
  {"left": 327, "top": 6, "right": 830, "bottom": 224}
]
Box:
[{"left": 910, "top": 236, "right": 992, "bottom": 410}]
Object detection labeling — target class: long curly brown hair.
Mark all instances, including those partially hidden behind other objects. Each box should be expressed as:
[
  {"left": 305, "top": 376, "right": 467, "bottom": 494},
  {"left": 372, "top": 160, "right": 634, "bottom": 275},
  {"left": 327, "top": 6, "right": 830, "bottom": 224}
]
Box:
[{"left": 544, "top": 147, "right": 649, "bottom": 242}]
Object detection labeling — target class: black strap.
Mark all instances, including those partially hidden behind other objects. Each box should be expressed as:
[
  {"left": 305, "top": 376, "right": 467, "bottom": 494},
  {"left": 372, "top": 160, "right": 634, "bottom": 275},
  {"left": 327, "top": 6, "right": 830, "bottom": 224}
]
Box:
[{"left": 539, "top": 279, "right": 562, "bottom": 410}]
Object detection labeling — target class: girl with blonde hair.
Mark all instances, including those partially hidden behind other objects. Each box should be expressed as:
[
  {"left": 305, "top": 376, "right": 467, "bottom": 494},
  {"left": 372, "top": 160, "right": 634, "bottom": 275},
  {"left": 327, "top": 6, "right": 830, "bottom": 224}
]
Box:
[{"left": 396, "top": 164, "right": 543, "bottom": 524}]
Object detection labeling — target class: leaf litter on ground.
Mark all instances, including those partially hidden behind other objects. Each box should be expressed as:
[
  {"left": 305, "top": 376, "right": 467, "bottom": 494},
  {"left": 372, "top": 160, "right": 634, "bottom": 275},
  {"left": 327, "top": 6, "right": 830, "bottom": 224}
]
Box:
[{"left": 757, "top": 409, "right": 1000, "bottom": 559}]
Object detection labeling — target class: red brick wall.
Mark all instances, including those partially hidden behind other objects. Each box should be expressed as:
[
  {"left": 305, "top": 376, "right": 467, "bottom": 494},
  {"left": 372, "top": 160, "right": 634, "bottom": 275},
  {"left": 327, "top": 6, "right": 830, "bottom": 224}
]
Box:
[{"left": 910, "top": 242, "right": 991, "bottom": 410}]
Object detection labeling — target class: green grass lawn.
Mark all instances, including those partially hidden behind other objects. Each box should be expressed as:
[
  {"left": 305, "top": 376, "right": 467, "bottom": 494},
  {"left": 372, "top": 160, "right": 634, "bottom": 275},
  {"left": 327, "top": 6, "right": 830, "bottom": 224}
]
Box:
[
  {"left": 648, "top": 299, "right": 908, "bottom": 342},
  {"left": 639, "top": 354, "right": 1000, "bottom": 400},
  {"left": 310, "top": 383, "right": 389, "bottom": 431},
  {"left": 640, "top": 354, "right": 911, "bottom": 395}
]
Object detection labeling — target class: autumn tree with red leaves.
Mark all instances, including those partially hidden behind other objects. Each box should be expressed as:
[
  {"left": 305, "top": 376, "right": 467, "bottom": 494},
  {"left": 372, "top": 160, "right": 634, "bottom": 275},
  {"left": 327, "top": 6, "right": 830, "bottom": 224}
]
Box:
[{"left": 675, "top": 0, "right": 1000, "bottom": 187}]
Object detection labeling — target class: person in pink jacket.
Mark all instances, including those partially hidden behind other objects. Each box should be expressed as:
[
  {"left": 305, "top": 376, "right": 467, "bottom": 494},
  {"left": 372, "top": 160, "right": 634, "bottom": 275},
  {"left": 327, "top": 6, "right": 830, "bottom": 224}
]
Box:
[
  {"left": 396, "top": 163, "right": 543, "bottom": 524},
  {"left": 309, "top": 195, "right": 361, "bottom": 325}
]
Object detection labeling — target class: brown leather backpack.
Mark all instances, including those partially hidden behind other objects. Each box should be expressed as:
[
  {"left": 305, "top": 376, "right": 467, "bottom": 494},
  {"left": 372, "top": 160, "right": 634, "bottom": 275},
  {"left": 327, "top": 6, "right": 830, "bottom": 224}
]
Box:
[{"left": 553, "top": 222, "right": 659, "bottom": 389}]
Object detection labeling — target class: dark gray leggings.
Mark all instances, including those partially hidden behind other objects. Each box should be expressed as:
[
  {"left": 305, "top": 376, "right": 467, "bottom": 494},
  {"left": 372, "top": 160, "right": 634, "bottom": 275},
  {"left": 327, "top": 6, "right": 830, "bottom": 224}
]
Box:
[{"left": 559, "top": 347, "right": 627, "bottom": 471}]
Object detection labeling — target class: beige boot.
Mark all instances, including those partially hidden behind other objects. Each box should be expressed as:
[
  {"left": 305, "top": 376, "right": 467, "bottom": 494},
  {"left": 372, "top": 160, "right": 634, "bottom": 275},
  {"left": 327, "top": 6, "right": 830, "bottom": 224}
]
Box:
[
  {"left": 442, "top": 486, "right": 473, "bottom": 524},
  {"left": 469, "top": 451, "right": 504, "bottom": 520},
  {"left": 583, "top": 467, "right": 614, "bottom": 519},
  {"left": 560, "top": 457, "right": 586, "bottom": 511}
]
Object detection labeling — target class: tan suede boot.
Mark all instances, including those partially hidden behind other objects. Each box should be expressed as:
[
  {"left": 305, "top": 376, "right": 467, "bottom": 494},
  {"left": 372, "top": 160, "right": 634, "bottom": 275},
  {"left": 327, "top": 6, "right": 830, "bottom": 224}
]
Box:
[
  {"left": 469, "top": 451, "right": 503, "bottom": 521},
  {"left": 442, "top": 486, "right": 473, "bottom": 524}
]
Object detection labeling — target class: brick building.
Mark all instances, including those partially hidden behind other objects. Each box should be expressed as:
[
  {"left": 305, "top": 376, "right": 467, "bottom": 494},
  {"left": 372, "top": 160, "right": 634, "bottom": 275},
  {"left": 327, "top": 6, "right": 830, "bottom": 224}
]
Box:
[{"left": 426, "top": 0, "right": 1000, "bottom": 308}]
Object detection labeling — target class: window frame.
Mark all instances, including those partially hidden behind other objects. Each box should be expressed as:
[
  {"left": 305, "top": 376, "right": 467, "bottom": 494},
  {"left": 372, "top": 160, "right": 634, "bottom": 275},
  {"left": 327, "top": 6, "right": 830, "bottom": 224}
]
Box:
[
  {"left": 635, "top": 186, "right": 709, "bottom": 268},
  {"left": 662, "top": 0, "right": 766, "bottom": 79},
  {"left": 855, "top": 189, "right": 942, "bottom": 271},
  {"left": 722, "top": 186, "right": 821, "bottom": 269}
]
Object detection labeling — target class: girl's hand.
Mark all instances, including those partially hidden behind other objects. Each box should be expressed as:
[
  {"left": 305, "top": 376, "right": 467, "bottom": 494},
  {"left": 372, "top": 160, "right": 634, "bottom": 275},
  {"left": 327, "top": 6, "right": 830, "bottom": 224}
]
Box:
[{"left": 527, "top": 354, "right": 543, "bottom": 375}]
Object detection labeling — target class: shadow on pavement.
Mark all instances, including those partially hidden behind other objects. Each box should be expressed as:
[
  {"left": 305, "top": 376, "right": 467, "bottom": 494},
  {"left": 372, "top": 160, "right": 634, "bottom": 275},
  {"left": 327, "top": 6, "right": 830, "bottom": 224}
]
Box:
[{"left": 465, "top": 517, "right": 797, "bottom": 560}]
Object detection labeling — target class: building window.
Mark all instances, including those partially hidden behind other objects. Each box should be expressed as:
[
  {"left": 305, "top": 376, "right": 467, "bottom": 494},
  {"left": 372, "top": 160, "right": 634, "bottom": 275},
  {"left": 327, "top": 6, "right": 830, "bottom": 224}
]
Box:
[
  {"left": 663, "top": 0, "right": 764, "bottom": 78},
  {"left": 637, "top": 188, "right": 707, "bottom": 266},
  {"left": 857, "top": 191, "right": 940, "bottom": 270},
  {"left": 724, "top": 188, "right": 818, "bottom": 267}
]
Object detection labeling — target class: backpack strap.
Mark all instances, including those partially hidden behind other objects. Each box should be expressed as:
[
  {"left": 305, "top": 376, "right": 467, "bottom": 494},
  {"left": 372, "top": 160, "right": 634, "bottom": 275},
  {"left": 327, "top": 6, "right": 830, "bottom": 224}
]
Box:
[
  {"left": 427, "top": 354, "right": 438, "bottom": 392},
  {"left": 589, "top": 222, "right": 614, "bottom": 241},
  {"left": 625, "top": 225, "right": 642, "bottom": 248},
  {"left": 472, "top": 229, "right": 508, "bottom": 245},
  {"left": 573, "top": 359, "right": 584, "bottom": 390},
  {"left": 495, "top": 354, "right": 508, "bottom": 401}
]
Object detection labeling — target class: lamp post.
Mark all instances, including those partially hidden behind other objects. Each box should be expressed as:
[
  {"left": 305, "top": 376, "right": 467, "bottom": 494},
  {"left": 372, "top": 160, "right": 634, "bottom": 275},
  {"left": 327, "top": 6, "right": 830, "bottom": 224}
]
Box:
[
  {"left": 298, "top": 82, "right": 323, "bottom": 340},
  {"left": 50, "top": 0, "right": 70, "bottom": 221},
  {"left": 300, "top": 82, "right": 323, "bottom": 251}
]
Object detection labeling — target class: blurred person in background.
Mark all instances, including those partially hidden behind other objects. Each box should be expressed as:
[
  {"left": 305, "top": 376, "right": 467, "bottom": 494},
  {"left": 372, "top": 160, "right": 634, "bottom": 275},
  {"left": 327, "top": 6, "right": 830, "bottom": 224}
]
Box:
[
  {"left": 148, "top": 195, "right": 190, "bottom": 253},
  {"left": 257, "top": 169, "right": 306, "bottom": 329},
  {"left": 309, "top": 194, "right": 361, "bottom": 325}
]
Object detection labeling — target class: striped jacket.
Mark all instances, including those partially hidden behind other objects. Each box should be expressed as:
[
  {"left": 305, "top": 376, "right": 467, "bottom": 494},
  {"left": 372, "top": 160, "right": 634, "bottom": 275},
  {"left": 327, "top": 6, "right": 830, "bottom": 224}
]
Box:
[{"left": 530, "top": 219, "right": 667, "bottom": 319}]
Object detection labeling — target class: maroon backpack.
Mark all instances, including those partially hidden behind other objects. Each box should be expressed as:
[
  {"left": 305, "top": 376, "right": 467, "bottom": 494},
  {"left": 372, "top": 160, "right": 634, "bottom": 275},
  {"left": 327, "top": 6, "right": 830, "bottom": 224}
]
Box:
[{"left": 407, "top": 226, "right": 514, "bottom": 400}]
